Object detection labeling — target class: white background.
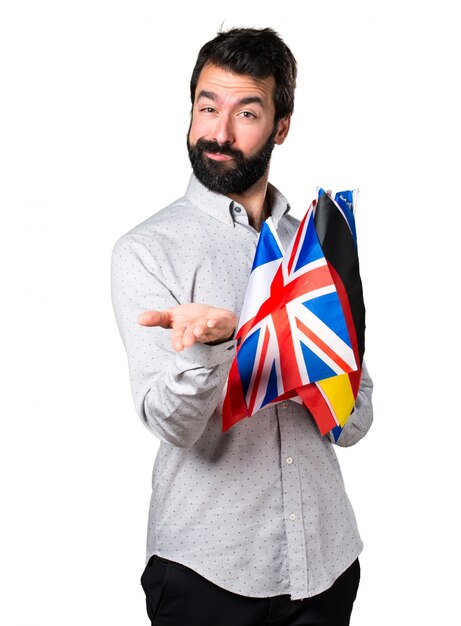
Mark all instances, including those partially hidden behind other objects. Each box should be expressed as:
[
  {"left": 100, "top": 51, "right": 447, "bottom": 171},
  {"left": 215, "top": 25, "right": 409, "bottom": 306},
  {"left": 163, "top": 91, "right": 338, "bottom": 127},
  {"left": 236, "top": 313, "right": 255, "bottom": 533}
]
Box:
[{"left": 1, "top": 1, "right": 459, "bottom": 624}]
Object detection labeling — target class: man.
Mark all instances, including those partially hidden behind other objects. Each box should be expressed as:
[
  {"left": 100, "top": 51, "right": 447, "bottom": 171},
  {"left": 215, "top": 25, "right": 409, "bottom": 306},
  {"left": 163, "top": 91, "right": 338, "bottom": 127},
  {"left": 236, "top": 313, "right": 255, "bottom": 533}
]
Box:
[{"left": 111, "top": 27, "right": 373, "bottom": 626}]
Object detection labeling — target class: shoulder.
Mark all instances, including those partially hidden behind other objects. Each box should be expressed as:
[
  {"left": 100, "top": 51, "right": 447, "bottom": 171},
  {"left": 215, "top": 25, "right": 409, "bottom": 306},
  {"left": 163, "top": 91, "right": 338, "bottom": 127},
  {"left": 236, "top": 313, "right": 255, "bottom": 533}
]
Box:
[
  {"left": 112, "top": 194, "right": 204, "bottom": 254},
  {"left": 119, "top": 195, "right": 191, "bottom": 240}
]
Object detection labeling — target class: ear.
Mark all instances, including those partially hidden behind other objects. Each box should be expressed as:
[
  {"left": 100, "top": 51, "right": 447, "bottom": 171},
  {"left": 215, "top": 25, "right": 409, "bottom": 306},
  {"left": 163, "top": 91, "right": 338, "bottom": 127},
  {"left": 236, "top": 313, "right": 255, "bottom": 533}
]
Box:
[{"left": 274, "top": 116, "right": 291, "bottom": 145}]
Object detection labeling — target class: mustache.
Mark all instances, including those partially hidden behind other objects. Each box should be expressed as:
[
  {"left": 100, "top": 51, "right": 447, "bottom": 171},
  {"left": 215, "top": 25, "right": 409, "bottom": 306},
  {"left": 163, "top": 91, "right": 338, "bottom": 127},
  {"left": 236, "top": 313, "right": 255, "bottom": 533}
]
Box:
[{"left": 195, "top": 138, "right": 244, "bottom": 159}]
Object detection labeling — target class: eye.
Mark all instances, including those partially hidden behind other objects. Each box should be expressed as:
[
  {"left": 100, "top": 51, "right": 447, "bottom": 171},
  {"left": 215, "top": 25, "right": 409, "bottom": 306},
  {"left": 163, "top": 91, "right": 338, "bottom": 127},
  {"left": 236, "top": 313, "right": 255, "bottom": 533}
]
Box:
[
  {"left": 200, "top": 106, "right": 216, "bottom": 114},
  {"left": 240, "top": 111, "right": 256, "bottom": 119}
]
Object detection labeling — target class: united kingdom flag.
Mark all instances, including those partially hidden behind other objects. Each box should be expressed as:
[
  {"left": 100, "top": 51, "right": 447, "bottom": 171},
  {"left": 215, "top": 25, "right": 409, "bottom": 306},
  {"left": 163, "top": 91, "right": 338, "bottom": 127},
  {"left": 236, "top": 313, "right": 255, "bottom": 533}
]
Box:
[{"left": 222, "top": 190, "right": 365, "bottom": 440}]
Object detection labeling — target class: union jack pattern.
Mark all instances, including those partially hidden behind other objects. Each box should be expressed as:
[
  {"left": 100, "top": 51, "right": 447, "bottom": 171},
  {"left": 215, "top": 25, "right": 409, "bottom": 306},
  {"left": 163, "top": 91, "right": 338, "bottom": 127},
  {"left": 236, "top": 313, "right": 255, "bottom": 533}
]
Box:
[{"left": 222, "top": 191, "right": 364, "bottom": 440}]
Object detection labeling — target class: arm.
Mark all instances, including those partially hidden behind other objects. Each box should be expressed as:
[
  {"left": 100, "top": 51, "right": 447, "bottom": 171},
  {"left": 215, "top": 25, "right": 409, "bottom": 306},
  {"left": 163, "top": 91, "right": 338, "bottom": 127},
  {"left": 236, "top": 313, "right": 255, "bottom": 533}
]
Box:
[
  {"left": 327, "top": 361, "right": 374, "bottom": 447},
  {"left": 111, "top": 235, "right": 237, "bottom": 448}
]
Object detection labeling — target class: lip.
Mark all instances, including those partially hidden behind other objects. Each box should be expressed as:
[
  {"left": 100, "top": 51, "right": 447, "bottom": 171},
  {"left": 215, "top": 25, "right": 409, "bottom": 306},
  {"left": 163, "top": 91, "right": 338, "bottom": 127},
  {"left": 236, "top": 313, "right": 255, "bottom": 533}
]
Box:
[{"left": 205, "top": 152, "right": 234, "bottom": 162}]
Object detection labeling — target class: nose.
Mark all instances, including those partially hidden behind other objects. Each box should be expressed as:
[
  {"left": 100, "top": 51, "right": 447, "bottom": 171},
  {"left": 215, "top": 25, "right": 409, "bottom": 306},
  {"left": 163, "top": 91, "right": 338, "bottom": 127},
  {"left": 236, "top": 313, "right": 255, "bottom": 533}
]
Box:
[{"left": 212, "top": 114, "right": 235, "bottom": 145}]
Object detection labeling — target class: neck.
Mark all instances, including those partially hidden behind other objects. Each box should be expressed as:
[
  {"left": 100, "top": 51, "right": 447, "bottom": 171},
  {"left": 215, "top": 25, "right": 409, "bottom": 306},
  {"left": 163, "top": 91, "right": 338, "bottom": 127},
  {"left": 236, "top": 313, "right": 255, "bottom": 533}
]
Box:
[{"left": 228, "top": 173, "right": 270, "bottom": 232}]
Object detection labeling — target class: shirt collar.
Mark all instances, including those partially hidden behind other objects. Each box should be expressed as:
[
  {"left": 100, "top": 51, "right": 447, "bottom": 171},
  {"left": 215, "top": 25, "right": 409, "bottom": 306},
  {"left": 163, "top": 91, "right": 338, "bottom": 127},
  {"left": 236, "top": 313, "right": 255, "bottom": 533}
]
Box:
[{"left": 184, "top": 173, "right": 291, "bottom": 228}]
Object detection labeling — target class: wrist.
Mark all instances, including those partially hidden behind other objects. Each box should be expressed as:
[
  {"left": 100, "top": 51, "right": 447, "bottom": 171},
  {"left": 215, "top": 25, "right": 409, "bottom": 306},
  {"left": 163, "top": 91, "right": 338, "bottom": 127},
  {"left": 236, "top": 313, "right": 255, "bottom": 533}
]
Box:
[{"left": 205, "top": 328, "right": 235, "bottom": 346}]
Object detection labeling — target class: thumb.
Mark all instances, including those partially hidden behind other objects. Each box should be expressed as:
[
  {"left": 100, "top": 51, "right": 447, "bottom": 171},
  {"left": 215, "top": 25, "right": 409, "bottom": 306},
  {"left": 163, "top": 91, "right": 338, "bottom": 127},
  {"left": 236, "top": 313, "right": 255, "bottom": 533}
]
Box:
[{"left": 137, "top": 310, "right": 172, "bottom": 328}]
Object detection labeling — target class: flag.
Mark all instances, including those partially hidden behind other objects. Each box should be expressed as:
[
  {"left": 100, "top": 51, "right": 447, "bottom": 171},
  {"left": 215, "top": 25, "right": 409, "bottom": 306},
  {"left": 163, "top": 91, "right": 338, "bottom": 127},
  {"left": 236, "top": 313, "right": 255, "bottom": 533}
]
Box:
[{"left": 222, "top": 189, "right": 365, "bottom": 441}]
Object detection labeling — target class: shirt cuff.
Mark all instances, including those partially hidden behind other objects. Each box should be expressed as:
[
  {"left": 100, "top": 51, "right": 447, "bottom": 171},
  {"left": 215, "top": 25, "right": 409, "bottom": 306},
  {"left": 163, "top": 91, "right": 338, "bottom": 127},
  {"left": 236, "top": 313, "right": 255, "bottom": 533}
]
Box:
[{"left": 174, "top": 339, "right": 237, "bottom": 370}]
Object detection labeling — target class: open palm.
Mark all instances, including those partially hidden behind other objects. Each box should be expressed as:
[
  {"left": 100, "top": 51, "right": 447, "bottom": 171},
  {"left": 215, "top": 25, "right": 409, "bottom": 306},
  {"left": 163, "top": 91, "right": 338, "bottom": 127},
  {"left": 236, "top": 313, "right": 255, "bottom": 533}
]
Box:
[{"left": 138, "top": 303, "right": 237, "bottom": 352}]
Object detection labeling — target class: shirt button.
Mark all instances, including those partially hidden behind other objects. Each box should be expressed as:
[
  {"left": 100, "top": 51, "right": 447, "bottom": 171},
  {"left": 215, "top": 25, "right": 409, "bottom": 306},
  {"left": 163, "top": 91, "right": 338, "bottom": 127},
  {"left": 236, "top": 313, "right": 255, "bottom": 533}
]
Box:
[
  {"left": 286, "top": 457, "right": 293, "bottom": 464},
  {"left": 282, "top": 401, "right": 288, "bottom": 409},
  {"left": 234, "top": 206, "right": 242, "bottom": 213},
  {"left": 289, "top": 513, "right": 296, "bottom": 521}
]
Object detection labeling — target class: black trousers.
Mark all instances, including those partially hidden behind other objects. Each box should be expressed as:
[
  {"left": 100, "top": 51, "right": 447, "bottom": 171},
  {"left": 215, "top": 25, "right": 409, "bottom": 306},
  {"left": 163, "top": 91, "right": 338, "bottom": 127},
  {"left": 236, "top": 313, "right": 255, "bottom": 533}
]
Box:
[{"left": 140, "top": 555, "right": 360, "bottom": 626}]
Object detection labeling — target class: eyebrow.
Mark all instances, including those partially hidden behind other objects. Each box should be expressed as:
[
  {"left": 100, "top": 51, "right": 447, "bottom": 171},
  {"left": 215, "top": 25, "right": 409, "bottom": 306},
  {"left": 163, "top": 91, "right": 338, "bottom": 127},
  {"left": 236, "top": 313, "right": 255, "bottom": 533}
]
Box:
[{"left": 197, "top": 90, "right": 264, "bottom": 107}]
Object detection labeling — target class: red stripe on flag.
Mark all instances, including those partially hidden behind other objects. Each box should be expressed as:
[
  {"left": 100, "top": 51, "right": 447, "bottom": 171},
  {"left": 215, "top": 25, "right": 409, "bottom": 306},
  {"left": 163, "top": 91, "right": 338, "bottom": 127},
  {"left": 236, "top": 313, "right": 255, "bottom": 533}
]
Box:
[
  {"left": 248, "top": 325, "right": 271, "bottom": 415},
  {"left": 287, "top": 209, "right": 309, "bottom": 275},
  {"left": 251, "top": 263, "right": 334, "bottom": 328},
  {"left": 296, "top": 384, "right": 337, "bottom": 435},
  {"left": 295, "top": 317, "right": 354, "bottom": 373},
  {"left": 348, "top": 369, "right": 362, "bottom": 398},
  {"left": 271, "top": 303, "right": 303, "bottom": 391},
  {"left": 222, "top": 359, "right": 249, "bottom": 432},
  {"left": 270, "top": 388, "right": 298, "bottom": 404},
  {"left": 235, "top": 317, "right": 255, "bottom": 344}
]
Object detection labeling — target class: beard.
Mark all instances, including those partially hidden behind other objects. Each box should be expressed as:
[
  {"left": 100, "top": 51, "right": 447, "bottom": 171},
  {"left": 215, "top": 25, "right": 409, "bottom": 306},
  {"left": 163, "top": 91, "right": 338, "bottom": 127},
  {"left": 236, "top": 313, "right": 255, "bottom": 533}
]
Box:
[{"left": 187, "top": 125, "right": 278, "bottom": 195}]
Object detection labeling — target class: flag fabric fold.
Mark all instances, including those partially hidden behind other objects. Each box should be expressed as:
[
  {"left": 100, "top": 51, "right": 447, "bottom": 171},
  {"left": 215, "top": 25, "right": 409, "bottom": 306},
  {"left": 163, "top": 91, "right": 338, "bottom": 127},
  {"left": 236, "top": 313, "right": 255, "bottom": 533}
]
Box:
[{"left": 222, "top": 189, "right": 365, "bottom": 441}]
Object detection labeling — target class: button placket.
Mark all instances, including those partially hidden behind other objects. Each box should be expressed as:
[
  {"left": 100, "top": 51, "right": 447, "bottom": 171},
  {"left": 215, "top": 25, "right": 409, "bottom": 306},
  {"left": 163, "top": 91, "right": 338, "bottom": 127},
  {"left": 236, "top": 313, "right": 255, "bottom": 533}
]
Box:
[{"left": 277, "top": 406, "right": 309, "bottom": 598}]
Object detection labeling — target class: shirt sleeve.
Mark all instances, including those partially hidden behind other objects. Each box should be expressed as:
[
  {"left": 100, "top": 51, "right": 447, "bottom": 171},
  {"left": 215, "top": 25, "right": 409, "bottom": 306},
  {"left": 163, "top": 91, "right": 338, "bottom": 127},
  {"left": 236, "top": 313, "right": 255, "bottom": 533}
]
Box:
[
  {"left": 111, "top": 234, "right": 236, "bottom": 448},
  {"left": 327, "top": 361, "right": 374, "bottom": 447}
]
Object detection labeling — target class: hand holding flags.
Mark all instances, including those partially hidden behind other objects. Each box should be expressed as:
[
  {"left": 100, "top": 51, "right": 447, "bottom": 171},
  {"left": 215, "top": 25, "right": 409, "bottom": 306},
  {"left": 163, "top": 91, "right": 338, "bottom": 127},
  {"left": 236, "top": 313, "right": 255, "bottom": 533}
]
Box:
[{"left": 222, "top": 189, "right": 365, "bottom": 441}]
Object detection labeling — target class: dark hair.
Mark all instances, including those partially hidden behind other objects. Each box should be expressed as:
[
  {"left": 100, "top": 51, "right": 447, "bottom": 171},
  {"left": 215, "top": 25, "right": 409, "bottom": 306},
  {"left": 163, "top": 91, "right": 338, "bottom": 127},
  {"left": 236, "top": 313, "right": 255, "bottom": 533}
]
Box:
[{"left": 190, "top": 27, "right": 297, "bottom": 123}]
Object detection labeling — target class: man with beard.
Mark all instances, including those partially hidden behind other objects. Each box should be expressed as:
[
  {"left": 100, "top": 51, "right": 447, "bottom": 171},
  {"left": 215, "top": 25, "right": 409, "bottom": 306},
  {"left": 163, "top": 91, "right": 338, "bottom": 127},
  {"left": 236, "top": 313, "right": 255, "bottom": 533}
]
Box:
[{"left": 111, "top": 27, "right": 373, "bottom": 626}]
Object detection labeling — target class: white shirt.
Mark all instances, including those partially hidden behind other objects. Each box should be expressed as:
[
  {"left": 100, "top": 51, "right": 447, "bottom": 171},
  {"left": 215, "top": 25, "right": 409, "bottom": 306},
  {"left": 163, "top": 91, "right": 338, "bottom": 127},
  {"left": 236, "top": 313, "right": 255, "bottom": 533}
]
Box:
[{"left": 111, "top": 173, "right": 373, "bottom": 600}]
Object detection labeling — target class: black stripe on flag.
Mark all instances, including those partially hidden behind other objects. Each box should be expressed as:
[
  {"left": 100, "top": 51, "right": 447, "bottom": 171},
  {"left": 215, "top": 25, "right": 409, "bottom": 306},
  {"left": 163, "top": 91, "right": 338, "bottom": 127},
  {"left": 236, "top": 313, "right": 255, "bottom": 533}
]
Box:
[{"left": 314, "top": 193, "right": 366, "bottom": 362}]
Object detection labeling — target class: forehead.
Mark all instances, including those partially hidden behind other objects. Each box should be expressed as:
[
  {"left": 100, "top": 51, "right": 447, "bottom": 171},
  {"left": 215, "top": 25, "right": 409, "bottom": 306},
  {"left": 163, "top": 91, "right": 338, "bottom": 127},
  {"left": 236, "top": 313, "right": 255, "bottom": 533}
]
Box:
[{"left": 195, "top": 63, "right": 276, "bottom": 109}]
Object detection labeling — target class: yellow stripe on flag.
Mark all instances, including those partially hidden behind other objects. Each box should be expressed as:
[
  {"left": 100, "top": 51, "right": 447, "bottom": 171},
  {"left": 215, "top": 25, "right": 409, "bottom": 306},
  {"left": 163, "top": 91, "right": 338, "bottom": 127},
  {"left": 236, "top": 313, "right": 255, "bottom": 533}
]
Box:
[{"left": 317, "top": 373, "right": 355, "bottom": 427}]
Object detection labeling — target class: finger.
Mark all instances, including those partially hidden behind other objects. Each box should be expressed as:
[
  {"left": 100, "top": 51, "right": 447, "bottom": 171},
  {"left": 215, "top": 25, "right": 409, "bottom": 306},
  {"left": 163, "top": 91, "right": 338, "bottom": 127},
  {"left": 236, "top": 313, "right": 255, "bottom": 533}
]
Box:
[
  {"left": 138, "top": 310, "right": 171, "bottom": 328},
  {"left": 192, "top": 324, "right": 208, "bottom": 338},
  {"left": 206, "top": 318, "right": 236, "bottom": 340},
  {"left": 205, "top": 318, "right": 232, "bottom": 332},
  {"left": 206, "top": 310, "right": 237, "bottom": 327},
  {"left": 182, "top": 326, "right": 202, "bottom": 348},
  {"left": 194, "top": 326, "right": 234, "bottom": 345},
  {"left": 171, "top": 327, "right": 185, "bottom": 352}
]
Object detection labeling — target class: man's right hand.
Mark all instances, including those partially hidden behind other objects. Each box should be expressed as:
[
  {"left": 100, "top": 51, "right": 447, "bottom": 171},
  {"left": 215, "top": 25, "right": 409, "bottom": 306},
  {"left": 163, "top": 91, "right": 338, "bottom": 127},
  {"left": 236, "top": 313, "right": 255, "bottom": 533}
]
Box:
[{"left": 137, "top": 303, "right": 237, "bottom": 352}]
